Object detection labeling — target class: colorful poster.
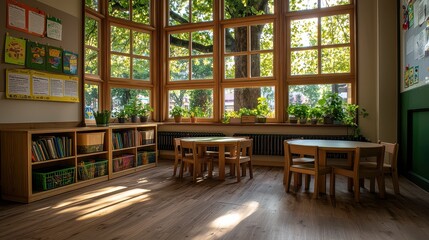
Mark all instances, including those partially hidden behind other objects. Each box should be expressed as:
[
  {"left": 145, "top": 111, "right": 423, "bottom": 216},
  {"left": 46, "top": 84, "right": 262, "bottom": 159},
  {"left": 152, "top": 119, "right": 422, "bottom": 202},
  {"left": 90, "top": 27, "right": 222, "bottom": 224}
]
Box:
[
  {"left": 26, "top": 41, "right": 46, "bottom": 70},
  {"left": 63, "top": 51, "right": 78, "bottom": 75},
  {"left": 47, "top": 46, "right": 63, "bottom": 73},
  {"left": 5, "top": 35, "right": 26, "bottom": 65},
  {"left": 46, "top": 16, "right": 62, "bottom": 41}
]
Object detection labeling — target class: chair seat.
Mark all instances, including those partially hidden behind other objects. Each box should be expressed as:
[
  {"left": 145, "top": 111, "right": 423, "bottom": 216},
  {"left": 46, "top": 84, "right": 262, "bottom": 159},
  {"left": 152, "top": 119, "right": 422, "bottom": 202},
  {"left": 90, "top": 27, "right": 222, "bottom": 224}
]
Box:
[{"left": 327, "top": 158, "right": 352, "bottom": 168}]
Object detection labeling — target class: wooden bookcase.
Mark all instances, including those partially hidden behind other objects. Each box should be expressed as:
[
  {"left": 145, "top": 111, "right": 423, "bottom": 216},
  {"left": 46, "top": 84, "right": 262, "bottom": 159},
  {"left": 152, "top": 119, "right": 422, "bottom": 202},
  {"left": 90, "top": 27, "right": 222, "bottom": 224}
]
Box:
[{"left": 0, "top": 124, "right": 157, "bottom": 203}]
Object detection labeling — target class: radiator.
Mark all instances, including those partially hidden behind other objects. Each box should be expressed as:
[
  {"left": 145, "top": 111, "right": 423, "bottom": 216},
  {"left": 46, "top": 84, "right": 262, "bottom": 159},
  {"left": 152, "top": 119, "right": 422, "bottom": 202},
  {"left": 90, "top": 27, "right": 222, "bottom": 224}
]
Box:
[
  {"left": 157, "top": 131, "right": 225, "bottom": 151},
  {"left": 158, "top": 132, "right": 364, "bottom": 157}
]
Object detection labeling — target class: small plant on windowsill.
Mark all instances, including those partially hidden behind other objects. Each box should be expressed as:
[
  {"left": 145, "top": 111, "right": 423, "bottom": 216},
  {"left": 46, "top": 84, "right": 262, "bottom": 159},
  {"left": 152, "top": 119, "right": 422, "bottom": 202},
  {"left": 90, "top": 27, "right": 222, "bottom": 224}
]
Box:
[
  {"left": 343, "top": 103, "right": 369, "bottom": 139},
  {"left": 256, "top": 97, "right": 271, "bottom": 123},
  {"left": 170, "top": 105, "right": 186, "bottom": 123},
  {"left": 139, "top": 103, "right": 153, "bottom": 122},
  {"left": 125, "top": 99, "right": 140, "bottom": 123},
  {"left": 222, "top": 110, "right": 241, "bottom": 124},
  {"left": 308, "top": 106, "right": 323, "bottom": 124},
  {"left": 115, "top": 109, "right": 128, "bottom": 123},
  {"left": 286, "top": 104, "right": 298, "bottom": 123},
  {"left": 93, "top": 110, "right": 111, "bottom": 127}
]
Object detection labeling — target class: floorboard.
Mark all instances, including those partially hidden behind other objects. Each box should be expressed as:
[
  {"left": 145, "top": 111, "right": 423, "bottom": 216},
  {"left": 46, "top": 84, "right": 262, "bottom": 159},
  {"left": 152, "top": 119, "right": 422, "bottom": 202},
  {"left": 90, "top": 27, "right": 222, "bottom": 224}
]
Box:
[{"left": 1, "top": 159, "right": 429, "bottom": 240}]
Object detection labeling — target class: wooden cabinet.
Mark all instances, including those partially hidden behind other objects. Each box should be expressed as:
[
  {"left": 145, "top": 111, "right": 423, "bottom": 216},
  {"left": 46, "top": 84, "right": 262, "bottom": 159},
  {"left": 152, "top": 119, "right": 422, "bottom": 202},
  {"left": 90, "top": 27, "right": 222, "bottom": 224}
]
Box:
[{"left": 1, "top": 124, "right": 157, "bottom": 203}]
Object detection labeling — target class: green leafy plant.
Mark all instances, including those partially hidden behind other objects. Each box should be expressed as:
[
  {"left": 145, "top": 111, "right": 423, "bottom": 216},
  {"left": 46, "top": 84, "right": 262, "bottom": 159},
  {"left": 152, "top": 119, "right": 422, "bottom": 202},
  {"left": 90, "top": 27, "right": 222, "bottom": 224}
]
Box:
[
  {"left": 318, "top": 92, "right": 345, "bottom": 123},
  {"left": 343, "top": 103, "right": 369, "bottom": 138},
  {"left": 93, "top": 110, "right": 111, "bottom": 126},
  {"left": 138, "top": 103, "right": 153, "bottom": 117},
  {"left": 222, "top": 111, "right": 241, "bottom": 123},
  {"left": 124, "top": 99, "right": 140, "bottom": 117},
  {"left": 238, "top": 107, "right": 257, "bottom": 116},
  {"left": 294, "top": 104, "right": 309, "bottom": 120},
  {"left": 170, "top": 105, "right": 186, "bottom": 117},
  {"left": 256, "top": 97, "right": 271, "bottom": 117}
]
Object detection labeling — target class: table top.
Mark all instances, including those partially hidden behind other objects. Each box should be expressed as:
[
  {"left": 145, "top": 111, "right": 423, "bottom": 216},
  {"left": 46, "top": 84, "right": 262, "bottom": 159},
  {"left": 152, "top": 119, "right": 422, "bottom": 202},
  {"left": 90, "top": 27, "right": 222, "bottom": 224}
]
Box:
[
  {"left": 287, "top": 139, "right": 381, "bottom": 150},
  {"left": 180, "top": 136, "right": 247, "bottom": 143}
]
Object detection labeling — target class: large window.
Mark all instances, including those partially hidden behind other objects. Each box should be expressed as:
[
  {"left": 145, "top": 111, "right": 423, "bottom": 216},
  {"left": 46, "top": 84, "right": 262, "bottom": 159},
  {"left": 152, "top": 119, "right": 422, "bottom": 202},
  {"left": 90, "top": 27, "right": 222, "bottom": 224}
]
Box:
[{"left": 168, "top": 0, "right": 213, "bottom": 26}]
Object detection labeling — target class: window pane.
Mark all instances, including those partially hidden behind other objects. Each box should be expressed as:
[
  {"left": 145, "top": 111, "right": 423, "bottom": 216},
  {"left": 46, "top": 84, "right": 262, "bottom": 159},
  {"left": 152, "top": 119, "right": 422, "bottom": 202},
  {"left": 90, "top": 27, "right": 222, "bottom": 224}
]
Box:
[
  {"left": 85, "top": 17, "right": 98, "bottom": 48},
  {"left": 169, "top": 89, "right": 214, "bottom": 118},
  {"left": 85, "top": 0, "right": 98, "bottom": 11},
  {"left": 224, "top": 0, "right": 274, "bottom": 19},
  {"left": 192, "top": 0, "right": 213, "bottom": 23},
  {"left": 289, "top": 83, "right": 351, "bottom": 106},
  {"left": 192, "top": 30, "right": 213, "bottom": 55},
  {"left": 225, "top": 55, "right": 248, "bottom": 79},
  {"left": 321, "top": 47, "right": 350, "bottom": 73},
  {"left": 224, "top": 87, "right": 275, "bottom": 117},
  {"left": 133, "top": 31, "right": 150, "bottom": 56},
  {"left": 111, "top": 55, "right": 130, "bottom": 78},
  {"left": 85, "top": 48, "right": 99, "bottom": 75},
  {"left": 133, "top": 58, "right": 150, "bottom": 80},
  {"left": 251, "top": 53, "right": 273, "bottom": 78},
  {"left": 290, "top": 18, "right": 318, "bottom": 48},
  {"left": 170, "top": 32, "right": 190, "bottom": 57},
  {"left": 251, "top": 23, "right": 274, "bottom": 51},
  {"left": 192, "top": 57, "right": 213, "bottom": 80},
  {"left": 109, "top": 0, "right": 130, "bottom": 20},
  {"left": 111, "top": 88, "right": 151, "bottom": 114},
  {"left": 291, "top": 50, "right": 318, "bottom": 75},
  {"left": 111, "top": 26, "right": 130, "bottom": 53},
  {"left": 321, "top": 0, "right": 351, "bottom": 8},
  {"left": 84, "top": 83, "right": 99, "bottom": 120},
  {"left": 132, "top": 0, "right": 150, "bottom": 24},
  {"left": 321, "top": 14, "right": 350, "bottom": 45},
  {"left": 169, "top": 59, "right": 189, "bottom": 81},
  {"left": 169, "top": 0, "right": 189, "bottom": 26},
  {"left": 289, "top": 0, "right": 318, "bottom": 11},
  {"left": 225, "top": 26, "right": 247, "bottom": 53}
]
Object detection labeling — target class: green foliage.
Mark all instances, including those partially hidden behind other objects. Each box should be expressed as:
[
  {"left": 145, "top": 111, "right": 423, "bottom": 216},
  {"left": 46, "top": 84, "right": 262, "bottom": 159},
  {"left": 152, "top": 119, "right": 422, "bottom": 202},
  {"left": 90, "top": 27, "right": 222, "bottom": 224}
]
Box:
[
  {"left": 114, "top": 108, "right": 127, "bottom": 118},
  {"left": 308, "top": 106, "right": 323, "bottom": 119},
  {"left": 93, "top": 110, "right": 111, "bottom": 125},
  {"left": 124, "top": 98, "right": 140, "bottom": 116},
  {"left": 318, "top": 92, "right": 345, "bottom": 121},
  {"left": 239, "top": 107, "right": 257, "bottom": 116},
  {"left": 222, "top": 110, "right": 241, "bottom": 123},
  {"left": 138, "top": 103, "right": 153, "bottom": 116},
  {"left": 287, "top": 104, "right": 309, "bottom": 119},
  {"left": 256, "top": 97, "right": 270, "bottom": 117},
  {"left": 170, "top": 105, "right": 186, "bottom": 117},
  {"left": 343, "top": 103, "right": 368, "bottom": 137}
]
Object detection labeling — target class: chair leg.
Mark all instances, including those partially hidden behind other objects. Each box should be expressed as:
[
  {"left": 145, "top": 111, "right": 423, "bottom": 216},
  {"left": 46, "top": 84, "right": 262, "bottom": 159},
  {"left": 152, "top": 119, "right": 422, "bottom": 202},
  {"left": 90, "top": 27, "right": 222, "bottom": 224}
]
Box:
[
  {"left": 248, "top": 161, "right": 253, "bottom": 179},
  {"left": 348, "top": 178, "right": 353, "bottom": 192},
  {"left": 285, "top": 170, "right": 292, "bottom": 192},
  {"left": 208, "top": 160, "right": 213, "bottom": 178},
  {"left": 353, "top": 177, "right": 360, "bottom": 202},
  {"left": 377, "top": 175, "right": 386, "bottom": 199},
  {"left": 392, "top": 170, "right": 400, "bottom": 194},
  {"left": 236, "top": 161, "right": 241, "bottom": 182},
  {"left": 179, "top": 161, "right": 184, "bottom": 178},
  {"left": 330, "top": 172, "right": 336, "bottom": 197},
  {"left": 313, "top": 174, "right": 319, "bottom": 199},
  {"left": 241, "top": 163, "right": 246, "bottom": 177},
  {"left": 304, "top": 174, "right": 311, "bottom": 190},
  {"left": 369, "top": 178, "right": 376, "bottom": 193},
  {"left": 173, "top": 158, "right": 179, "bottom": 176},
  {"left": 192, "top": 162, "right": 197, "bottom": 182}
]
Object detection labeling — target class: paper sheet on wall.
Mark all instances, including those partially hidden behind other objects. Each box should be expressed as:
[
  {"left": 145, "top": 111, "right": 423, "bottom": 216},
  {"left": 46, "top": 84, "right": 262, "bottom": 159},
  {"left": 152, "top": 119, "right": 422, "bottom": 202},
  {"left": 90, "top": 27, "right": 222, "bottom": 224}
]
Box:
[
  {"left": 64, "top": 79, "right": 78, "bottom": 97},
  {"left": 50, "top": 78, "right": 64, "bottom": 97},
  {"left": 407, "top": 35, "right": 415, "bottom": 55},
  {"left": 32, "top": 74, "right": 50, "bottom": 96},
  {"left": 415, "top": 30, "right": 426, "bottom": 59},
  {"left": 46, "top": 16, "right": 62, "bottom": 41},
  {"left": 7, "top": 70, "right": 31, "bottom": 96},
  {"left": 7, "top": 2, "right": 27, "bottom": 31},
  {"left": 28, "top": 9, "right": 46, "bottom": 36}
]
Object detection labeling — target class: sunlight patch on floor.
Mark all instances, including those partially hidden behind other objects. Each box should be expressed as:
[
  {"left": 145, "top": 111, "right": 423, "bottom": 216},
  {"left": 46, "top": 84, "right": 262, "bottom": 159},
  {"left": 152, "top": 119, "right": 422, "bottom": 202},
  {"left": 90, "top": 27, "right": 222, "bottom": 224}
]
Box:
[{"left": 191, "top": 201, "right": 260, "bottom": 240}]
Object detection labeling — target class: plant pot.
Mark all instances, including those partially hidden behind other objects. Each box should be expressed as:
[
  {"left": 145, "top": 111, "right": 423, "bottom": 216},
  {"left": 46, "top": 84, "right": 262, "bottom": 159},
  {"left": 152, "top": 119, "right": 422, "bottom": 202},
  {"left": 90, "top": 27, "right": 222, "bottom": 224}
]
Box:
[
  {"left": 130, "top": 115, "right": 138, "bottom": 123},
  {"left": 190, "top": 116, "right": 196, "bottom": 123},
  {"left": 229, "top": 117, "right": 241, "bottom": 124},
  {"left": 140, "top": 115, "right": 148, "bottom": 122},
  {"left": 256, "top": 117, "right": 267, "bottom": 123},
  {"left": 118, "top": 117, "right": 126, "bottom": 123},
  {"left": 174, "top": 115, "right": 182, "bottom": 123},
  {"left": 96, "top": 122, "right": 108, "bottom": 127},
  {"left": 289, "top": 116, "right": 297, "bottom": 124},
  {"left": 323, "top": 116, "right": 333, "bottom": 124},
  {"left": 310, "top": 118, "right": 318, "bottom": 124},
  {"left": 299, "top": 118, "right": 307, "bottom": 124}
]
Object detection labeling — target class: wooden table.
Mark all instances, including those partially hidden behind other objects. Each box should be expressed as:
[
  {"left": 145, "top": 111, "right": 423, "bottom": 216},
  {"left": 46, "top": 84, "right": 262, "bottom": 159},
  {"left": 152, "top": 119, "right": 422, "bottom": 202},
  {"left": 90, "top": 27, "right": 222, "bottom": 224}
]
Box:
[
  {"left": 287, "top": 139, "right": 382, "bottom": 192},
  {"left": 180, "top": 136, "right": 248, "bottom": 180}
]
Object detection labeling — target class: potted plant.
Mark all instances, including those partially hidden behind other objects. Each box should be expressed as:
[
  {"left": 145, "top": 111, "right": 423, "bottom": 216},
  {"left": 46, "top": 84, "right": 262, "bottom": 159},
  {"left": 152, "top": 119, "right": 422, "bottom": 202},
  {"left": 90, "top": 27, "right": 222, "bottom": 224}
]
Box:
[
  {"left": 256, "top": 97, "right": 270, "bottom": 123},
  {"left": 115, "top": 109, "right": 127, "bottom": 123},
  {"left": 222, "top": 110, "right": 241, "bottom": 124},
  {"left": 343, "top": 103, "right": 369, "bottom": 138},
  {"left": 295, "top": 104, "right": 309, "bottom": 124},
  {"left": 93, "top": 110, "right": 111, "bottom": 127},
  {"left": 318, "top": 92, "right": 345, "bottom": 124},
  {"left": 286, "top": 104, "right": 298, "bottom": 123},
  {"left": 239, "top": 107, "right": 257, "bottom": 123},
  {"left": 308, "top": 106, "right": 323, "bottom": 124},
  {"left": 170, "top": 105, "right": 185, "bottom": 123},
  {"left": 125, "top": 99, "right": 140, "bottom": 123},
  {"left": 139, "top": 103, "right": 153, "bottom": 122}
]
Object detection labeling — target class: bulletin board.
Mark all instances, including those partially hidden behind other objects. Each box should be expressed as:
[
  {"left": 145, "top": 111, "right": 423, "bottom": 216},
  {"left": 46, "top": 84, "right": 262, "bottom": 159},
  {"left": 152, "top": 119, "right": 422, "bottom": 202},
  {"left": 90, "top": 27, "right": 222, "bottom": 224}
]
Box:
[{"left": 402, "top": 0, "right": 429, "bottom": 92}]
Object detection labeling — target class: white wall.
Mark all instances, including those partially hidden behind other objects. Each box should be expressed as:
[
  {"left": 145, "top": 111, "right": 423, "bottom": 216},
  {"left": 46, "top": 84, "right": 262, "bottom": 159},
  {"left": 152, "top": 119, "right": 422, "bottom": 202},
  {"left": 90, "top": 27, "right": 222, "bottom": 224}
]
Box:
[{"left": 37, "top": 0, "right": 81, "bottom": 18}]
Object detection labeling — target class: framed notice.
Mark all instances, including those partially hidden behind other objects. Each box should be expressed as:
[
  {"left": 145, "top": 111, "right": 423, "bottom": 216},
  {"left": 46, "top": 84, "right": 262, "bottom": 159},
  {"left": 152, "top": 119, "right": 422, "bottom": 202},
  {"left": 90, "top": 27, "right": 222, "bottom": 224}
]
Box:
[
  {"left": 6, "top": 69, "right": 79, "bottom": 103},
  {"left": 63, "top": 51, "right": 78, "bottom": 75},
  {"left": 28, "top": 7, "right": 46, "bottom": 36},
  {"left": 7, "top": 0, "right": 28, "bottom": 33},
  {"left": 26, "top": 41, "right": 46, "bottom": 70},
  {"left": 46, "top": 16, "right": 62, "bottom": 41},
  {"left": 46, "top": 46, "right": 63, "bottom": 73},
  {"left": 5, "top": 35, "right": 26, "bottom": 65}
]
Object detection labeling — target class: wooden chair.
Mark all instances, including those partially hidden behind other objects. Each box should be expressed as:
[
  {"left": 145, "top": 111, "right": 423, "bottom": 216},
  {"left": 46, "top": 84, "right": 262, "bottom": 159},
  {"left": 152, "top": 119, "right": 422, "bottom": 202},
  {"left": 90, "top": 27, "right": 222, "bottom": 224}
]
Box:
[
  {"left": 210, "top": 139, "right": 254, "bottom": 182},
  {"left": 361, "top": 141, "right": 399, "bottom": 194},
  {"left": 283, "top": 140, "right": 315, "bottom": 191},
  {"left": 330, "top": 146, "right": 386, "bottom": 202},
  {"left": 283, "top": 141, "right": 331, "bottom": 199},
  {"left": 173, "top": 138, "right": 189, "bottom": 177},
  {"left": 179, "top": 140, "right": 212, "bottom": 181}
]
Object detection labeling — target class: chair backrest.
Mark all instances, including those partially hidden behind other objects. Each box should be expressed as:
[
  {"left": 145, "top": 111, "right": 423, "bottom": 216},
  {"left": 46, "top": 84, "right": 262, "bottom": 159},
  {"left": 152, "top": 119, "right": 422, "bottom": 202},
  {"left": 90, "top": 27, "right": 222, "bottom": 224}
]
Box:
[
  {"left": 179, "top": 140, "right": 197, "bottom": 161},
  {"left": 378, "top": 140, "right": 398, "bottom": 167},
  {"left": 284, "top": 141, "right": 318, "bottom": 168},
  {"left": 174, "top": 138, "right": 181, "bottom": 157},
  {"left": 354, "top": 145, "right": 385, "bottom": 171},
  {"left": 239, "top": 139, "right": 253, "bottom": 157}
]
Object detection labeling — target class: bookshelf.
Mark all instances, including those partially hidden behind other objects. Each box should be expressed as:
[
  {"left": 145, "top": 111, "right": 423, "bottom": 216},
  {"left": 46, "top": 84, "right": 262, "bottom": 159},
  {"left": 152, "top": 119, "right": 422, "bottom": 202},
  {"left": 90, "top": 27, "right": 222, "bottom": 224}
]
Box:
[{"left": 0, "top": 124, "right": 157, "bottom": 203}]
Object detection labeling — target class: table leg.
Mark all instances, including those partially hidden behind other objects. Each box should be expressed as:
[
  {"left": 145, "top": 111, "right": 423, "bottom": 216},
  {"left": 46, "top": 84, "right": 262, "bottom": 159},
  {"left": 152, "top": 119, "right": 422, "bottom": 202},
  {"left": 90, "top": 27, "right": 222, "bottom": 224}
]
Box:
[
  {"left": 218, "top": 144, "right": 225, "bottom": 180},
  {"left": 319, "top": 149, "right": 327, "bottom": 193}
]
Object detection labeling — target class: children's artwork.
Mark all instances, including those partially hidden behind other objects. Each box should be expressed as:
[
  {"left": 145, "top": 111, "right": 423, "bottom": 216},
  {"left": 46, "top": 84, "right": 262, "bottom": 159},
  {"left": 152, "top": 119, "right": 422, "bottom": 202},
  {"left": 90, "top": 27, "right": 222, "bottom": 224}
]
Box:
[
  {"left": 26, "top": 41, "right": 46, "bottom": 70},
  {"left": 47, "top": 16, "right": 62, "bottom": 41},
  {"left": 404, "top": 67, "right": 412, "bottom": 88},
  {"left": 413, "top": 65, "right": 420, "bottom": 85},
  {"left": 5, "top": 35, "right": 26, "bottom": 65},
  {"left": 46, "top": 46, "right": 63, "bottom": 73},
  {"left": 63, "top": 51, "right": 78, "bottom": 75}
]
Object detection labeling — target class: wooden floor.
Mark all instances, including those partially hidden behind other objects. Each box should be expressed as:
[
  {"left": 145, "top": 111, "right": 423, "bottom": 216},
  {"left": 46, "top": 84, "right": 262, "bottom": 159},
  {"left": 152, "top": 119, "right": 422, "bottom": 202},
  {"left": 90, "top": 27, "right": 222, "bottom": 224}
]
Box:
[{"left": 1, "top": 160, "right": 429, "bottom": 240}]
